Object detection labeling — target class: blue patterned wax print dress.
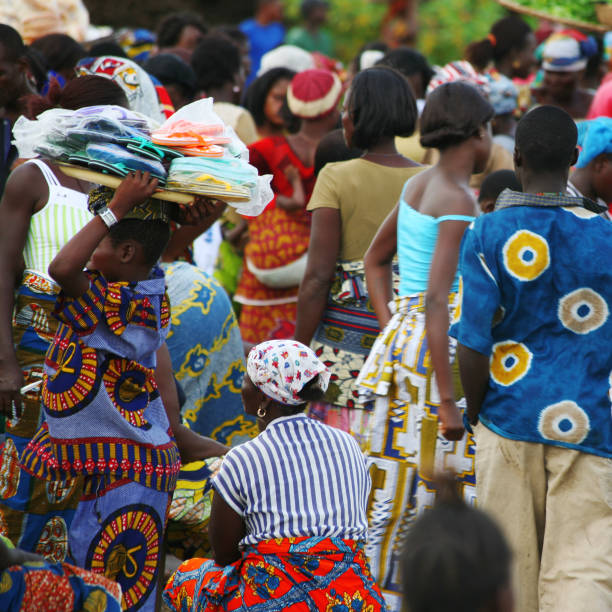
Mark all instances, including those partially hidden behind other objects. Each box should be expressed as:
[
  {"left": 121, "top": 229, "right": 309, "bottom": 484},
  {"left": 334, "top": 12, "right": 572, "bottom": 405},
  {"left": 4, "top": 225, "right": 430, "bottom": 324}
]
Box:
[{"left": 20, "top": 266, "right": 181, "bottom": 612}]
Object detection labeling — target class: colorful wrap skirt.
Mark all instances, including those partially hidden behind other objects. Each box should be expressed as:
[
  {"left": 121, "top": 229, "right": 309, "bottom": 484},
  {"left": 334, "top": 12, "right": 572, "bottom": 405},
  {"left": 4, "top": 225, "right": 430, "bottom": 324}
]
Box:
[
  {"left": 68, "top": 477, "right": 170, "bottom": 612},
  {"left": 355, "top": 294, "right": 476, "bottom": 612},
  {"left": 161, "top": 262, "right": 256, "bottom": 446},
  {"left": 308, "top": 262, "right": 398, "bottom": 445},
  {"left": 0, "top": 271, "right": 82, "bottom": 560},
  {"left": 163, "top": 536, "right": 388, "bottom": 612},
  {"left": 0, "top": 558, "right": 123, "bottom": 612},
  {"left": 166, "top": 458, "right": 219, "bottom": 560}
]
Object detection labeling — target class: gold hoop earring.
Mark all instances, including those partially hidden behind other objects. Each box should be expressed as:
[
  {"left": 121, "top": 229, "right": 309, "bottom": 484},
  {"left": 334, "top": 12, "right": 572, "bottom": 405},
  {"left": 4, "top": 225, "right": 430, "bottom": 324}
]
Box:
[{"left": 257, "top": 405, "right": 267, "bottom": 418}]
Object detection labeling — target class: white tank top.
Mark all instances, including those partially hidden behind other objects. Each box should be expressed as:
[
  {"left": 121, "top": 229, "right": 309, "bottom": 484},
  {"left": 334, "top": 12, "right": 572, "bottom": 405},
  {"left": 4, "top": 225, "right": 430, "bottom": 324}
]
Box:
[{"left": 22, "top": 160, "right": 92, "bottom": 278}]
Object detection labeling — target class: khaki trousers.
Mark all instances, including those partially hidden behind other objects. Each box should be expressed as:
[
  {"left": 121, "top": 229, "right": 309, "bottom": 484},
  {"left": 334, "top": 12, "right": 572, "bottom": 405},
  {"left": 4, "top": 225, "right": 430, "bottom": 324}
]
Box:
[{"left": 475, "top": 423, "right": 612, "bottom": 612}]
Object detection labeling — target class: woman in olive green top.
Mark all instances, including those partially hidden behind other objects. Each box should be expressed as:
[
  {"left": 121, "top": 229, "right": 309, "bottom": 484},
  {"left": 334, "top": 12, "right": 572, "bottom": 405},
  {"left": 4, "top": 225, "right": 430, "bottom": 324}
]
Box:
[{"left": 295, "top": 66, "right": 424, "bottom": 442}]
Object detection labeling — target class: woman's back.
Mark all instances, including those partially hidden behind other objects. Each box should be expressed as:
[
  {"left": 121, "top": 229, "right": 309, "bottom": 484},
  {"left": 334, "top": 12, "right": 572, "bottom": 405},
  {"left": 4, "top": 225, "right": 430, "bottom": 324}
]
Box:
[
  {"left": 398, "top": 171, "right": 476, "bottom": 295},
  {"left": 308, "top": 158, "right": 424, "bottom": 262},
  {"left": 214, "top": 413, "right": 370, "bottom": 547}
]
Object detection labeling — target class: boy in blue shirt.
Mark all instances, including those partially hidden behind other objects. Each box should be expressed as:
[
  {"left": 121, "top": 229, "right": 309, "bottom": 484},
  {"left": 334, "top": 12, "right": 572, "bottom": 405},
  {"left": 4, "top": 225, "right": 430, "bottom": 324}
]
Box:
[
  {"left": 451, "top": 106, "right": 612, "bottom": 612},
  {"left": 240, "top": 0, "right": 285, "bottom": 85}
]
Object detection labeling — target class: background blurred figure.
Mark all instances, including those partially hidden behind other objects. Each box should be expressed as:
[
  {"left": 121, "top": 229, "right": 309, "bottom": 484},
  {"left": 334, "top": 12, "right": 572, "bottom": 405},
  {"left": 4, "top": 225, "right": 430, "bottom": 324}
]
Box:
[
  {"left": 156, "top": 11, "right": 208, "bottom": 54},
  {"left": 465, "top": 15, "right": 536, "bottom": 81},
  {"left": 236, "top": 69, "right": 341, "bottom": 347},
  {"left": 29, "top": 33, "right": 85, "bottom": 91},
  {"left": 243, "top": 67, "right": 296, "bottom": 139},
  {"left": 258, "top": 44, "right": 315, "bottom": 76},
  {"left": 0, "top": 25, "right": 36, "bottom": 194},
  {"left": 533, "top": 31, "right": 597, "bottom": 119},
  {"left": 286, "top": 0, "right": 334, "bottom": 57},
  {"left": 486, "top": 70, "right": 519, "bottom": 154},
  {"left": 478, "top": 169, "right": 522, "bottom": 214},
  {"left": 190, "top": 34, "right": 258, "bottom": 145},
  {"left": 144, "top": 53, "right": 197, "bottom": 111},
  {"left": 240, "top": 0, "right": 285, "bottom": 86},
  {"left": 402, "top": 476, "right": 514, "bottom": 612},
  {"left": 0, "top": 0, "right": 89, "bottom": 43},
  {"left": 215, "top": 25, "right": 253, "bottom": 80}
]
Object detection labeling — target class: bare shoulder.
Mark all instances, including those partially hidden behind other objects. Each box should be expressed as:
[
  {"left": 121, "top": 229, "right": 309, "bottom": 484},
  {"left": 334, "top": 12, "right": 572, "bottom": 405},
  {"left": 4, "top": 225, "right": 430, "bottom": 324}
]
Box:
[{"left": 2, "top": 162, "right": 48, "bottom": 211}]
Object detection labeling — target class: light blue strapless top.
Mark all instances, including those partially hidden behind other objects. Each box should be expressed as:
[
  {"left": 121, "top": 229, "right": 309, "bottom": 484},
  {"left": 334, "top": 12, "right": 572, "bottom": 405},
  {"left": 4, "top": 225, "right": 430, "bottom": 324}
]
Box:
[{"left": 398, "top": 183, "right": 475, "bottom": 296}]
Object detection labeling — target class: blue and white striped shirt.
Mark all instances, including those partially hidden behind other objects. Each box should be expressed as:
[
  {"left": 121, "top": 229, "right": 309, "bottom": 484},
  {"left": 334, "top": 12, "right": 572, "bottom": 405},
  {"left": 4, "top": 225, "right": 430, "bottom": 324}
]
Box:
[{"left": 213, "top": 413, "right": 371, "bottom": 547}]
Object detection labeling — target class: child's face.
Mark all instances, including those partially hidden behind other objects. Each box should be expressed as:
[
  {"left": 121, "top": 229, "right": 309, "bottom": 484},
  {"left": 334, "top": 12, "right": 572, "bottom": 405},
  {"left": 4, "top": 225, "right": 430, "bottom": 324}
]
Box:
[{"left": 87, "top": 236, "right": 123, "bottom": 281}]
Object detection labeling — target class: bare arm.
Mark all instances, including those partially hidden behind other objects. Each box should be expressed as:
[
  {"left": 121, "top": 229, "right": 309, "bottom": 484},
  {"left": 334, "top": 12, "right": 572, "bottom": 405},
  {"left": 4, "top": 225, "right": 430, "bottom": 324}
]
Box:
[
  {"left": 456, "top": 343, "right": 490, "bottom": 426},
  {"left": 426, "top": 217, "right": 471, "bottom": 441},
  {"left": 209, "top": 491, "right": 246, "bottom": 566},
  {"left": 161, "top": 198, "right": 227, "bottom": 263},
  {"left": 294, "top": 207, "right": 340, "bottom": 345},
  {"left": 0, "top": 165, "right": 47, "bottom": 416},
  {"left": 155, "top": 343, "right": 229, "bottom": 462},
  {"left": 48, "top": 172, "right": 158, "bottom": 297},
  {"left": 364, "top": 203, "right": 399, "bottom": 328},
  {"left": 276, "top": 165, "right": 306, "bottom": 212}
]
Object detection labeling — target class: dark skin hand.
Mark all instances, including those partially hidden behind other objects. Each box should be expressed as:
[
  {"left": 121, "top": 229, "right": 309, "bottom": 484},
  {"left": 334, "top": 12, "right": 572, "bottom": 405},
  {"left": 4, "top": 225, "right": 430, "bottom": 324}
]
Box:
[
  {"left": 0, "top": 162, "right": 92, "bottom": 418},
  {"left": 0, "top": 538, "right": 43, "bottom": 572},
  {"left": 155, "top": 343, "right": 229, "bottom": 463},
  {"left": 48, "top": 171, "right": 160, "bottom": 297},
  {"left": 161, "top": 197, "right": 227, "bottom": 262},
  {"left": 456, "top": 344, "right": 490, "bottom": 426}
]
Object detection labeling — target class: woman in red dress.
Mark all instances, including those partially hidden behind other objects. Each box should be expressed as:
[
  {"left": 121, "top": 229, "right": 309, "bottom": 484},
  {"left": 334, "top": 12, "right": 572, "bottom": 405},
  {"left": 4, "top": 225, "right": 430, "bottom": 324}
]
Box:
[{"left": 235, "top": 69, "right": 342, "bottom": 345}]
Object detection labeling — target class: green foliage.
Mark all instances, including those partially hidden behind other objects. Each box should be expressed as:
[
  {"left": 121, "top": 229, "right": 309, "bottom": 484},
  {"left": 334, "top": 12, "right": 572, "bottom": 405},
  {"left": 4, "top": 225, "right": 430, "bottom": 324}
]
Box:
[
  {"left": 284, "top": 0, "right": 386, "bottom": 64},
  {"left": 417, "top": 0, "right": 505, "bottom": 65},
  {"left": 513, "top": 0, "right": 598, "bottom": 24},
  {"left": 283, "top": 0, "right": 515, "bottom": 66}
]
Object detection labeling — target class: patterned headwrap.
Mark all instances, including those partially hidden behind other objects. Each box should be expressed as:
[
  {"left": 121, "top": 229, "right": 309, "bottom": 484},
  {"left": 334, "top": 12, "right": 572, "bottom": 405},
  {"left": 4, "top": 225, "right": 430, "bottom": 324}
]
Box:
[
  {"left": 540, "top": 30, "right": 598, "bottom": 73},
  {"left": 246, "top": 340, "right": 331, "bottom": 406},
  {"left": 576, "top": 117, "right": 612, "bottom": 168},
  {"left": 426, "top": 60, "right": 490, "bottom": 98},
  {"left": 76, "top": 56, "right": 173, "bottom": 123},
  {"left": 88, "top": 186, "right": 171, "bottom": 222}
]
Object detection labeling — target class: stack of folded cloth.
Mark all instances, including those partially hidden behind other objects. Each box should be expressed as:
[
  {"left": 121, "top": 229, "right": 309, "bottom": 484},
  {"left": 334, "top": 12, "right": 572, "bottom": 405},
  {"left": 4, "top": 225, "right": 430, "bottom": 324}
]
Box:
[
  {"left": 14, "top": 99, "right": 273, "bottom": 214},
  {"left": 13, "top": 105, "right": 175, "bottom": 184}
]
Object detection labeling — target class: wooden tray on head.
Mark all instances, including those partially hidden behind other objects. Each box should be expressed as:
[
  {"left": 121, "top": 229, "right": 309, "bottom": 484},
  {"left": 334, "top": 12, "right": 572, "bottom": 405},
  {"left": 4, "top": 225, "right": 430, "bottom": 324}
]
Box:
[
  {"left": 58, "top": 163, "right": 251, "bottom": 204},
  {"left": 497, "top": 0, "right": 609, "bottom": 32}
]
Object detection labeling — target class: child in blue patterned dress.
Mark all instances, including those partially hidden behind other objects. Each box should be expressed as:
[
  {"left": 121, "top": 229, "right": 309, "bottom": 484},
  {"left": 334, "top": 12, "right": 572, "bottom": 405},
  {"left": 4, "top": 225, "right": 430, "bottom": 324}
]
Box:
[{"left": 21, "top": 171, "right": 228, "bottom": 612}]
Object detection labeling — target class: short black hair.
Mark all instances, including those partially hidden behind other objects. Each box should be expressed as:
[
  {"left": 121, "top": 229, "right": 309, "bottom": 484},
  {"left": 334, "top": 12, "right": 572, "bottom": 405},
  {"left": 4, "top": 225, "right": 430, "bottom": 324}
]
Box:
[
  {"left": 314, "top": 128, "right": 362, "bottom": 175},
  {"left": 109, "top": 219, "right": 170, "bottom": 267},
  {"left": 376, "top": 47, "right": 434, "bottom": 92},
  {"left": 144, "top": 53, "right": 196, "bottom": 97},
  {"left": 516, "top": 106, "right": 577, "bottom": 174},
  {"left": 420, "top": 81, "right": 494, "bottom": 150},
  {"left": 29, "top": 34, "right": 85, "bottom": 74},
  {"left": 479, "top": 169, "right": 522, "bottom": 202},
  {"left": 0, "top": 24, "right": 26, "bottom": 62},
  {"left": 156, "top": 12, "right": 208, "bottom": 49},
  {"left": 347, "top": 66, "right": 417, "bottom": 149},
  {"left": 191, "top": 34, "right": 241, "bottom": 92},
  {"left": 402, "top": 476, "right": 512, "bottom": 612},
  {"left": 88, "top": 41, "right": 128, "bottom": 59},
  {"left": 243, "top": 67, "right": 296, "bottom": 127},
  {"left": 278, "top": 374, "right": 326, "bottom": 415}
]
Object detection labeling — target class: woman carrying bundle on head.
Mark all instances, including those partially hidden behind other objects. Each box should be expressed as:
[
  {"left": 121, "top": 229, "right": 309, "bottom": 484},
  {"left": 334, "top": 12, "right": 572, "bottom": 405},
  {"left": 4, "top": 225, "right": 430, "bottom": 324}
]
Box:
[
  {"left": 0, "top": 74, "right": 129, "bottom": 561},
  {"left": 164, "top": 339, "right": 387, "bottom": 612},
  {"left": 355, "top": 81, "right": 495, "bottom": 612}
]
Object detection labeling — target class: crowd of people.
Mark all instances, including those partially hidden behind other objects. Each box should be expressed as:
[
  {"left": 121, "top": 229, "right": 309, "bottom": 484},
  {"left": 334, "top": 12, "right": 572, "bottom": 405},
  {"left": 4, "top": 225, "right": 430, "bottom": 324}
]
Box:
[{"left": 0, "top": 1, "right": 611, "bottom": 611}]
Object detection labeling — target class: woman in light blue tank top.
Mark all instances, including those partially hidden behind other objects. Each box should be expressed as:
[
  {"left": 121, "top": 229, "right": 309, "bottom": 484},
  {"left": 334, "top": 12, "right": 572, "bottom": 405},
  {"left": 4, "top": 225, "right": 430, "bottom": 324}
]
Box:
[{"left": 355, "top": 81, "right": 495, "bottom": 611}]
